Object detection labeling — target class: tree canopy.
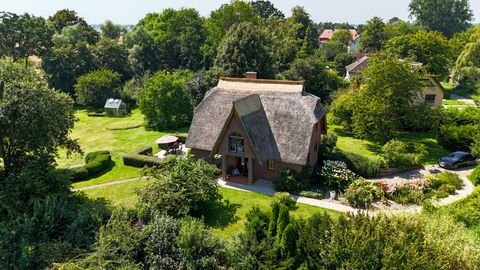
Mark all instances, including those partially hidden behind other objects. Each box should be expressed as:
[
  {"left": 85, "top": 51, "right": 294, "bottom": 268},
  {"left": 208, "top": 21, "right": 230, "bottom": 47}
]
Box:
[
  {"left": 360, "top": 17, "right": 387, "bottom": 52},
  {"left": 251, "top": 0, "right": 285, "bottom": 19},
  {"left": 386, "top": 31, "right": 453, "bottom": 78},
  {"left": 0, "top": 12, "right": 53, "bottom": 64},
  {"left": 214, "top": 22, "right": 273, "bottom": 78},
  {"left": 139, "top": 71, "right": 193, "bottom": 130},
  {"left": 409, "top": 0, "right": 473, "bottom": 38},
  {"left": 138, "top": 9, "right": 207, "bottom": 70},
  {"left": 75, "top": 69, "right": 122, "bottom": 108},
  {"left": 48, "top": 9, "right": 99, "bottom": 43},
  {"left": 0, "top": 60, "right": 79, "bottom": 175}
]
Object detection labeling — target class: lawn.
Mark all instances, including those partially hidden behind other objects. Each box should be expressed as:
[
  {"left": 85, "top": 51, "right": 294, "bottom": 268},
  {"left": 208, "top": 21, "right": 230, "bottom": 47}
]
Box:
[
  {"left": 57, "top": 109, "right": 187, "bottom": 188},
  {"left": 330, "top": 125, "right": 449, "bottom": 165},
  {"left": 81, "top": 180, "right": 341, "bottom": 238}
]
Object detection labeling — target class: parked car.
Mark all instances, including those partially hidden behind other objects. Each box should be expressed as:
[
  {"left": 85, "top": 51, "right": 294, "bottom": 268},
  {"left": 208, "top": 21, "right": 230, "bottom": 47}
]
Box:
[{"left": 438, "top": 151, "right": 477, "bottom": 169}]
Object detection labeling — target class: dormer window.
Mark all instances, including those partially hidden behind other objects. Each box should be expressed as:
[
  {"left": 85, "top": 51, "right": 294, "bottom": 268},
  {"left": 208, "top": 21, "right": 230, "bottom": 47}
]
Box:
[{"left": 229, "top": 133, "right": 245, "bottom": 154}]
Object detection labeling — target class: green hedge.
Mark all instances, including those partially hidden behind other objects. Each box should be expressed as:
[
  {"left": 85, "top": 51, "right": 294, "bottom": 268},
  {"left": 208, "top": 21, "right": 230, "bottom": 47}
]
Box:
[
  {"left": 469, "top": 165, "right": 480, "bottom": 186},
  {"left": 123, "top": 146, "right": 164, "bottom": 168},
  {"left": 70, "top": 151, "right": 112, "bottom": 182},
  {"left": 329, "top": 152, "right": 381, "bottom": 178}
]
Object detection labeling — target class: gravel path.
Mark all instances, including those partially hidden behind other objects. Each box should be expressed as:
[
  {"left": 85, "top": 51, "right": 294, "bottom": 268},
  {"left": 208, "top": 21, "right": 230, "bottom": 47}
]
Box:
[
  {"left": 218, "top": 164, "right": 476, "bottom": 215},
  {"left": 450, "top": 93, "right": 477, "bottom": 106},
  {"left": 72, "top": 165, "right": 476, "bottom": 215}
]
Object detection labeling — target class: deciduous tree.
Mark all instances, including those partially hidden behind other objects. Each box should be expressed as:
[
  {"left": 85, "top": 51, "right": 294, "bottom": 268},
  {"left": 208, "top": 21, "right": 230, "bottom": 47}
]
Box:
[
  {"left": 48, "top": 9, "right": 99, "bottom": 44},
  {"left": 251, "top": 0, "right": 285, "bottom": 19},
  {"left": 214, "top": 22, "right": 273, "bottom": 78},
  {"left": 75, "top": 69, "right": 122, "bottom": 108},
  {"left": 360, "top": 17, "right": 386, "bottom": 52},
  {"left": 409, "top": 0, "right": 473, "bottom": 38},
  {"left": 139, "top": 71, "right": 193, "bottom": 130}
]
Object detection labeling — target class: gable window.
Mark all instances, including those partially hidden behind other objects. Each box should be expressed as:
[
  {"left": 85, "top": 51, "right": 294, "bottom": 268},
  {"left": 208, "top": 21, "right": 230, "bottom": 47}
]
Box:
[
  {"left": 425, "top": 94, "right": 436, "bottom": 104},
  {"left": 267, "top": 160, "right": 275, "bottom": 171},
  {"left": 229, "top": 133, "right": 244, "bottom": 154}
]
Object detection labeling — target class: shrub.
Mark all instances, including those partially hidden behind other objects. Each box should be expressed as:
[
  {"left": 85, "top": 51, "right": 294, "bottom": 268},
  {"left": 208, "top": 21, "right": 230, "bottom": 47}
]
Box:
[
  {"left": 69, "top": 151, "right": 112, "bottom": 182},
  {"left": 319, "top": 133, "right": 337, "bottom": 160},
  {"left": 381, "top": 140, "right": 426, "bottom": 168},
  {"left": 472, "top": 137, "right": 480, "bottom": 158},
  {"left": 468, "top": 165, "right": 480, "bottom": 186},
  {"left": 137, "top": 156, "right": 221, "bottom": 219},
  {"left": 345, "top": 178, "right": 383, "bottom": 207},
  {"left": 438, "top": 124, "right": 479, "bottom": 151},
  {"left": 273, "top": 170, "right": 304, "bottom": 193},
  {"left": 299, "top": 191, "right": 324, "bottom": 200},
  {"left": 428, "top": 172, "right": 463, "bottom": 190},
  {"left": 438, "top": 184, "right": 456, "bottom": 195},
  {"left": 272, "top": 192, "right": 296, "bottom": 209},
  {"left": 75, "top": 69, "right": 122, "bottom": 109},
  {"left": 87, "top": 112, "right": 106, "bottom": 117},
  {"left": 321, "top": 160, "right": 357, "bottom": 191}
]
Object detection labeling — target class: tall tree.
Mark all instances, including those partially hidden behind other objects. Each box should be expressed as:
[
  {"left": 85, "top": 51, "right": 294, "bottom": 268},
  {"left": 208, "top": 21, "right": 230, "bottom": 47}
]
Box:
[
  {"left": 360, "top": 17, "right": 387, "bottom": 52},
  {"left": 409, "top": 0, "right": 473, "bottom": 38},
  {"left": 385, "top": 31, "right": 453, "bottom": 78},
  {"left": 297, "top": 25, "right": 318, "bottom": 58},
  {"left": 0, "top": 60, "right": 79, "bottom": 175},
  {"left": 251, "top": 0, "right": 285, "bottom": 19},
  {"left": 48, "top": 9, "right": 99, "bottom": 44},
  {"left": 42, "top": 25, "right": 97, "bottom": 94},
  {"left": 137, "top": 9, "right": 207, "bottom": 70},
  {"left": 139, "top": 71, "right": 193, "bottom": 130},
  {"left": 352, "top": 56, "right": 422, "bottom": 141},
  {"left": 123, "top": 26, "right": 160, "bottom": 76},
  {"left": 203, "top": 0, "right": 259, "bottom": 67},
  {"left": 214, "top": 22, "right": 273, "bottom": 78},
  {"left": 0, "top": 12, "right": 53, "bottom": 65},
  {"left": 100, "top": 20, "right": 125, "bottom": 40},
  {"left": 452, "top": 26, "right": 480, "bottom": 82},
  {"left": 93, "top": 37, "right": 131, "bottom": 79},
  {"left": 281, "top": 54, "right": 344, "bottom": 102},
  {"left": 289, "top": 6, "right": 314, "bottom": 40}
]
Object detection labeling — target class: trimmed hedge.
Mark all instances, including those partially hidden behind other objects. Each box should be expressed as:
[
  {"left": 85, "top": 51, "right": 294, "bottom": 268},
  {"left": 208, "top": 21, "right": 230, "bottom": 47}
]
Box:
[
  {"left": 70, "top": 151, "right": 112, "bottom": 182},
  {"left": 123, "top": 146, "right": 164, "bottom": 168}
]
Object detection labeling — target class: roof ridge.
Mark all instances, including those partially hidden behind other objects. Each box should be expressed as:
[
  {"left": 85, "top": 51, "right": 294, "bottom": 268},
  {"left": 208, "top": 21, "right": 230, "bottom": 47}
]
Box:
[{"left": 220, "top": 77, "right": 304, "bottom": 85}]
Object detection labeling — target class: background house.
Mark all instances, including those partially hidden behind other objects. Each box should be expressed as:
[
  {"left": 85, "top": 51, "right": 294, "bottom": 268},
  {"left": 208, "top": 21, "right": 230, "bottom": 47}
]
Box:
[
  {"left": 319, "top": 29, "right": 360, "bottom": 54},
  {"left": 186, "top": 75, "right": 327, "bottom": 185},
  {"left": 344, "top": 57, "right": 445, "bottom": 107}
]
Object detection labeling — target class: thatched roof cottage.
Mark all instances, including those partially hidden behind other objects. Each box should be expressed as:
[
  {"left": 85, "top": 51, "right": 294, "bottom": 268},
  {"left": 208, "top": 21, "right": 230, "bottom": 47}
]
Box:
[{"left": 186, "top": 74, "right": 327, "bottom": 185}]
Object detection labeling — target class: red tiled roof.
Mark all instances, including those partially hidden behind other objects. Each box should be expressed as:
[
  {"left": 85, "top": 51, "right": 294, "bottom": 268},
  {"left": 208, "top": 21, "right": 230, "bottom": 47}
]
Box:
[{"left": 319, "top": 29, "right": 359, "bottom": 43}]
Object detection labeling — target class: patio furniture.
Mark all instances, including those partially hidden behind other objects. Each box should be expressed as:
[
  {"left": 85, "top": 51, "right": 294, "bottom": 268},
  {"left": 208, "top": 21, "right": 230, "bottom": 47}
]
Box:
[{"left": 156, "top": 135, "right": 179, "bottom": 150}]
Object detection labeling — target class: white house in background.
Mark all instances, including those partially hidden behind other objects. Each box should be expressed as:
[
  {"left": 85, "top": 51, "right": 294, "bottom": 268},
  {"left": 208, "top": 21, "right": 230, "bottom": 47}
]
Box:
[{"left": 344, "top": 56, "right": 445, "bottom": 107}]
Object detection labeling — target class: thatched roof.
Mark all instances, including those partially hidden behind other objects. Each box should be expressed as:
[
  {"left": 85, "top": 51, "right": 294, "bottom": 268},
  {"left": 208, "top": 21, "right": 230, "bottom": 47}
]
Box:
[{"left": 186, "top": 78, "right": 326, "bottom": 166}]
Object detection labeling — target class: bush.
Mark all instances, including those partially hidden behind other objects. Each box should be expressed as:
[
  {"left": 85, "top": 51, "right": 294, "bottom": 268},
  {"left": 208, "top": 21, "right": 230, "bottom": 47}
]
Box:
[
  {"left": 75, "top": 69, "right": 122, "bottom": 109},
  {"left": 87, "top": 112, "right": 107, "bottom": 117},
  {"left": 438, "top": 184, "right": 456, "bottom": 195},
  {"left": 438, "top": 124, "right": 479, "bottom": 151},
  {"left": 321, "top": 160, "right": 357, "bottom": 191},
  {"left": 319, "top": 133, "right": 337, "bottom": 160},
  {"left": 273, "top": 170, "right": 304, "bottom": 193},
  {"left": 137, "top": 156, "right": 221, "bottom": 219},
  {"left": 468, "top": 165, "right": 480, "bottom": 186},
  {"left": 345, "top": 178, "right": 383, "bottom": 207},
  {"left": 428, "top": 172, "right": 463, "bottom": 191},
  {"left": 69, "top": 151, "right": 112, "bottom": 182},
  {"left": 381, "top": 140, "right": 426, "bottom": 168},
  {"left": 272, "top": 192, "right": 296, "bottom": 209},
  {"left": 299, "top": 190, "right": 324, "bottom": 200}
]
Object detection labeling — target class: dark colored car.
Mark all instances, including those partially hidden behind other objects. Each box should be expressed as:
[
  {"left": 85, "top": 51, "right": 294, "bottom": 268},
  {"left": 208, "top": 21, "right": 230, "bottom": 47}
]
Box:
[{"left": 438, "top": 151, "right": 477, "bottom": 169}]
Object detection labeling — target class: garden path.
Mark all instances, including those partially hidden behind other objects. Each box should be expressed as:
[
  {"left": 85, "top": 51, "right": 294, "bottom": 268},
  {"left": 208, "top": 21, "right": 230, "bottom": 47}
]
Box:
[
  {"left": 450, "top": 93, "right": 477, "bottom": 106},
  {"left": 218, "top": 164, "right": 476, "bottom": 215},
  {"left": 71, "top": 165, "right": 475, "bottom": 215}
]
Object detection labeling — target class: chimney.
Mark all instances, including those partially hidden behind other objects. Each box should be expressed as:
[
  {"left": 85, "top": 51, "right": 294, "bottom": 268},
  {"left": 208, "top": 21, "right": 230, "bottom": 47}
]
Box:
[{"left": 245, "top": 72, "right": 257, "bottom": 79}]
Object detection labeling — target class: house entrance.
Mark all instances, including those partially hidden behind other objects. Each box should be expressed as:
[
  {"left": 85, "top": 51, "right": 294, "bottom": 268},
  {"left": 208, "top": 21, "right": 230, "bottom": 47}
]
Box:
[{"left": 234, "top": 157, "right": 249, "bottom": 177}]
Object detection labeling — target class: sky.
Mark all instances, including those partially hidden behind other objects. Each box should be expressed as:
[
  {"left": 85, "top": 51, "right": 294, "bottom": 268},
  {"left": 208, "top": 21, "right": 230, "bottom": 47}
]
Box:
[{"left": 2, "top": 0, "right": 480, "bottom": 25}]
